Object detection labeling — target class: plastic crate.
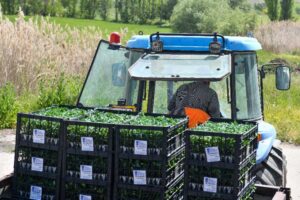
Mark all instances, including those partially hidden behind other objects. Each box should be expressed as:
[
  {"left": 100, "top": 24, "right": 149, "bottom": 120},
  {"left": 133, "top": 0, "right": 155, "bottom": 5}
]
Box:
[
  {"left": 60, "top": 120, "right": 114, "bottom": 200},
  {"left": 13, "top": 146, "right": 61, "bottom": 199},
  {"left": 13, "top": 114, "right": 64, "bottom": 200},
  {"left": 184, "top": 119, "right": 258, "bottom": 200},
  {"left": 113, "top": 116, "right": 187, "bottom": 200},
  {"left": 13, "top": 174, "right": 58, "bottom": 200},
  {"left": 116, "top": 173, "right": 185, "bottom": 200},
  {"left": 16, "top": 113, "right": 65, "bottom": 150}
]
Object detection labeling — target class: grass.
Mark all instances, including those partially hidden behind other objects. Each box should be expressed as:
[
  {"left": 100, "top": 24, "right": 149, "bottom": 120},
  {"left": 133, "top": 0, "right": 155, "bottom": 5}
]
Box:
[
  {"left": 264, "top": 74, "right": 300, "bottom": 144},
  {"left": 4, "top": 15, "right": 171, "bottom": 41},
  {"left": 257, "top": 50, "right": 300, "bottom": 144},
  {"left": 257, "top": 50, "right": 300, "bottom": 67}
]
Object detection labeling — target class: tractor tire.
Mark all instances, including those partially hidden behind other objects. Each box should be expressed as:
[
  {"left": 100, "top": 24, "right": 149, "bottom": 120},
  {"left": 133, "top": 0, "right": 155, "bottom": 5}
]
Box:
[{"left": 255, "top": 146, "right": 287, "bottom": 187}]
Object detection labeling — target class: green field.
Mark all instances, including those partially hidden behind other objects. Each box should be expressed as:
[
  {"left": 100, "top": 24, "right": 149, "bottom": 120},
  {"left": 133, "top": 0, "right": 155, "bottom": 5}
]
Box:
[{"left": 5, "top": 15, "right": 171, "bottom": 35}]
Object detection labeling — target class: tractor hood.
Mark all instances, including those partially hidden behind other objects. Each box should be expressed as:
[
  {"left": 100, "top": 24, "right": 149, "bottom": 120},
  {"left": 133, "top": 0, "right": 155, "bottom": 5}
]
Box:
[{"left": 128, "top": 54, "right": 231, "bottom": 81}]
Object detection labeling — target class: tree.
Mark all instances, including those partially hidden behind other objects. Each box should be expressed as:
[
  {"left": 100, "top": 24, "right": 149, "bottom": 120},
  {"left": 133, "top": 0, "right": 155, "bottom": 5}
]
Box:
[
  {"left": 280, "top": 0, "right": 294, "bottom": 20},
  {"left": 99, "top": 0, "right": 110, "bottom": 20},
  {"left": 0, "top": 0, "right": 18, "bottom": 14},
  {"left": 171, "top": 0, "right": 257, "bottom": 35},
  {"left": 264, "top": 0, "right": 279, "bottom": 21},
  {"left": 61, "top": 0, "right": 77, "bottom": 17},
  {"left": 171, "top": 0, "right": 229, "bottom": 33},
  {"left": 80, "top": 0, "right": 99, "bottom": 19}
]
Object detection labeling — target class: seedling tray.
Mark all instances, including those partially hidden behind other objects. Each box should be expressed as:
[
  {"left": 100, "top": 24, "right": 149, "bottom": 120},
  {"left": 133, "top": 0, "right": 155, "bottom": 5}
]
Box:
[
  {"left": 184, "top": 118, "right": 258, "bottom": 200},
  {"left": 61, "top": 120, "right": 114, "bottom": 200},
  {"left": 113, "top": 115, "right": 187, "bottom": 200}
]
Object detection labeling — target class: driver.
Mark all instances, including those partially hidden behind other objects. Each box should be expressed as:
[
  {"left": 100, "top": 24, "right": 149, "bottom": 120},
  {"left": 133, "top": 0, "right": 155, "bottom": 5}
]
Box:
[{"left": 168, "top": 81, "right": 221, "bottom": 124}]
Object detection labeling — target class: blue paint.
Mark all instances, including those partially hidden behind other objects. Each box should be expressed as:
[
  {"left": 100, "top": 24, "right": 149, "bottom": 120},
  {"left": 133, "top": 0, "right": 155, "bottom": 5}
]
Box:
[
  {"left": 126, "top": 35, "right": 262, "bottom": 51},
  {"left": 256, "top": 121, "right": 276, "bottom": 164}
]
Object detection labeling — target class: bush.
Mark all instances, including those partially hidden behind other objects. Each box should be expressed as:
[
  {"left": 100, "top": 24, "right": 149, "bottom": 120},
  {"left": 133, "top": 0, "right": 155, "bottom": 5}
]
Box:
[
  {"left": 0, "top": 83, "right": 18, "bottom": 128},
  {"left": 37, "top": 74, "right": 82, "bottom": 109},
  {"left": 170, "top": 0, "right": 257, "bottom": 35}
]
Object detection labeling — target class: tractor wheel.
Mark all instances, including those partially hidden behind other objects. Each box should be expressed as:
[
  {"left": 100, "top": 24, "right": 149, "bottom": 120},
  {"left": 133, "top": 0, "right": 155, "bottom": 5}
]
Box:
[{"left": 255, "top": 146, "right": 287, "bottom": 187}]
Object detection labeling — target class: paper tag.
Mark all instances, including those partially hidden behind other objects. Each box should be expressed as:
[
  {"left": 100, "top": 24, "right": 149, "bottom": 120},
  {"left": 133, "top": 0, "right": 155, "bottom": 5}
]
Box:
[
  {"left": 33, "top": 129, "right": 45, "bottom": 144},
  {"left": 133, "top": 170, "right": 147, "bottom": 185},
  {"left": 30, "top": 185, "right": 42, "bottom": 200},
  {"left": 81, "top": 137, "right": 94, "bottom": 151},
  {"left": 203, "top": 177, "right": 218, "bottom": 193},
  {"left": 80, "top": 165, "right": 93, "bottom": 180},
  {"left": 79, "top": 194, "right": 92, "bottom": 200},
  {"left": 205, "top": 146, "right": 220, "bottom": 162},
  {"left": 31, "top": 157, "right": 44, "bottom": 172},
  {"left": 134, "top": 140, "right": 147, "bottom": 155}
]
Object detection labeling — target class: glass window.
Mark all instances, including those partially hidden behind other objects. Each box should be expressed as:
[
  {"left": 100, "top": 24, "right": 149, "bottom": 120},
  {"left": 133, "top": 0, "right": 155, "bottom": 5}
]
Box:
[
  {"left": 235, "top": 53, "right": 262, "bottom": 120},
  {"left": 153, "top": 79, "right": 231, "bottom": 118},
  {"left": 78, "top": 41, "right": 138, "bottom": 108}
]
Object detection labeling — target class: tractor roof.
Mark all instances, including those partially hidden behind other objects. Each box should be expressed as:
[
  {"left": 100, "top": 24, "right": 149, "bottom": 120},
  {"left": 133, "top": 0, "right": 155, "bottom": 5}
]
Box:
[{"left": 126, "top": 35, "right": 262, "bottom": 52}]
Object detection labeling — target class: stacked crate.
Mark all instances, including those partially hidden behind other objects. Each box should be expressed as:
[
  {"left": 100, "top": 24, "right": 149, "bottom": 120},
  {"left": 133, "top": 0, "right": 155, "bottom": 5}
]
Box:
[
  {"left": 113, "top": 115, "right": 188, "bottom": 200},
  {"left": 60, "top": 120, "right": 114, "bottom": 200},
  {"left": 12, "top": 106, "right": 90, "bottom": 200},
  {"left": 13, "top": 114, "right": 64, "bottom": 200},
  {"left": 184, "top": 119, "right": 257, "bottom": 200}
]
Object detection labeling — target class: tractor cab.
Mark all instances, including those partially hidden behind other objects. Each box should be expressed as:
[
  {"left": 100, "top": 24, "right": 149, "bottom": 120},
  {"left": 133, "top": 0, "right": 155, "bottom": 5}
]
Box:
[
  {"left": 77, "top": 33, "right": 291, "bottom": 187},
  {"left": 77, "top": 33, "right": 290, "bottom": 121}
]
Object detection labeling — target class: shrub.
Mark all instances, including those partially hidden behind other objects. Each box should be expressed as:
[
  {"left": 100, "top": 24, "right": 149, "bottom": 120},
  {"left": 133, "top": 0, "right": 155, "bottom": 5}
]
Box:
[
  {"left": 0, "top": 83, "right": 18, "bottom": 128},
  {"left": 170, "top": 0, "right": 257, "bottom": 35},
  {"left": 37, "top": 74, "right": 82, "bottom": 109}
]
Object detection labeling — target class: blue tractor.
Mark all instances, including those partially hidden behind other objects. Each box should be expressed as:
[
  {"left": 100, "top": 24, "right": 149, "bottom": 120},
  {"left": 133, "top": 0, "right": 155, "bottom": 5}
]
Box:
[
  {"left": 77, "top": 32, "right": 290, "bottom": 189},
  {"left": 0, "top": 33, "right": 291, "bottom": 199}
]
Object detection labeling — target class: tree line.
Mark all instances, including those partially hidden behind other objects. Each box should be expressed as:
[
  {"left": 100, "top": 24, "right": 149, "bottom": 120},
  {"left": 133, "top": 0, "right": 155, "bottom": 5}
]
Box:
[
  {"left": 0, "top": 0, "right": 294, "bottom": 25},
  {"left": 0, "top": 0, "right": 178, "bottom": 23},
  {"left": 264, "top": 0, "right": 294, "bottom": 21}
]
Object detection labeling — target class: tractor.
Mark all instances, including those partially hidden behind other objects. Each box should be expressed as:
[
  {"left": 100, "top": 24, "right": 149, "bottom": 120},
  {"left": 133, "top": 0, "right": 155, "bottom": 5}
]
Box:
[
  {"left": 0, "top": 32, "right": 292, "bottom": 199},
  {"left": 76, "top": 32, "right": 291, "bottom": 198}
]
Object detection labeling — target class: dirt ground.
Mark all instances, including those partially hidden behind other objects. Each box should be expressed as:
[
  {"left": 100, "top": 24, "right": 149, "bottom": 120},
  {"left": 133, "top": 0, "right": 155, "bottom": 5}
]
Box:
[
  {"left": 0, "top": 129, "right": 15, "bottom": 178},
  {"left": 0, "top": 129, "right": 299, "bottom": 199},
  {"left": 281, "top": 143, "right": 300, "bottom": 199}
]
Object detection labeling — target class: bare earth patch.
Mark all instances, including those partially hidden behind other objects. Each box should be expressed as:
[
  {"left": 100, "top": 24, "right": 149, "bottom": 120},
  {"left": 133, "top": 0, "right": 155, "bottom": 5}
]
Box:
[{"left": 0, "top": 129, "right": 15, "bottom": 178}]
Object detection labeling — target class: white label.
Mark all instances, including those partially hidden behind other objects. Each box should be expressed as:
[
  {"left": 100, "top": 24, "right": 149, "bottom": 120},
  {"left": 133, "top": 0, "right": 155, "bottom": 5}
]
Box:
[
  {"left": 81, "top": 137, "right": 94, "bottom": 151},
  {"left": 79, "top": 194, "right": 92, "bottom": 200},
  {"left": 80, "top": 165, "right": 93, "bottom": 180},
  {"left": 33, "top": 129, "right": 45, "bottom": 144},
  {"left": 30, "top": 185, "right": 42, "bottom": 200},
  {"left": 133, "top": 170, "right": 147, "bottom": 185},
  {"left": 205, "top": 147, "right": 220, "bottom": 162},
  {"left": 31, "top": 157, "right": 44, "bottom": 172},
  {"left": 203, "top": 177, "right": 218, "bottom": 193},
  {"left": 134, "top": 140, "right": 147, "bottom": 155}
]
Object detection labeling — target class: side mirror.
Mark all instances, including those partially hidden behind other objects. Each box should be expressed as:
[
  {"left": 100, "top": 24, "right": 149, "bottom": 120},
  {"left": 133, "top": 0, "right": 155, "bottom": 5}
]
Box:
[
  {"left": 112, "top": 62, "right": 127, "bottom": 87},
  {"left": 276, "top": 66, "right": 291, "bottom": 90}
]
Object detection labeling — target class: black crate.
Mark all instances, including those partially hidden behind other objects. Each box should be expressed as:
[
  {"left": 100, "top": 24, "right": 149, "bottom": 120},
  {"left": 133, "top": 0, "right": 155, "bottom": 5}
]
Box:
[
  {"left": 16, "top": 113, "right": 65, "bottom": 150},
  {"left": 13, "top": 114, "right": 64, "bottom": 200},
  {"left": 113, "top": 117, "right": 187, "bottom": 200},
  {"left": 61, "top": 120, "right": 114, "bottom": 200},
  {"left": 116, "top": 173, "right": 185, "bottom": 200},
  {"left": 184, "top": 119, "right": 258, "bottom": 200}
]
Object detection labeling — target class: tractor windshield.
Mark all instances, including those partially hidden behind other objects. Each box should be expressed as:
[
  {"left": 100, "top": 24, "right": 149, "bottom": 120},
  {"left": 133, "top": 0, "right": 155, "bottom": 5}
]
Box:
[
  {"left": 153, "top": 79, "right": 231, "bottom": 117},
  {"left": 151, "top": 53, "right": 262, "bottom": 120},
  {"left": 78, "top": 41, "right": 139, "bottom": 108}
]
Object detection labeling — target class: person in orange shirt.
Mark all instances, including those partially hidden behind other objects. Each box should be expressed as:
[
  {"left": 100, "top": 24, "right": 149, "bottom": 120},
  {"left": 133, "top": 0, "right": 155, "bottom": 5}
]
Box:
[{"left": 168, "top": 81, "right": 221, "bottom": 127}]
